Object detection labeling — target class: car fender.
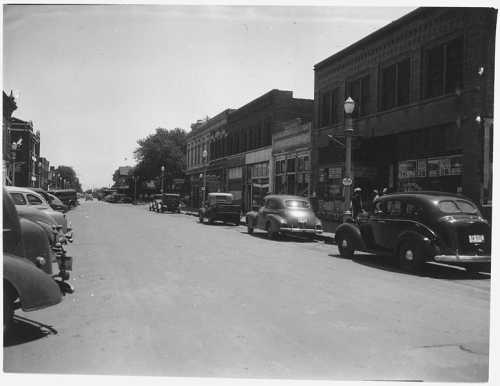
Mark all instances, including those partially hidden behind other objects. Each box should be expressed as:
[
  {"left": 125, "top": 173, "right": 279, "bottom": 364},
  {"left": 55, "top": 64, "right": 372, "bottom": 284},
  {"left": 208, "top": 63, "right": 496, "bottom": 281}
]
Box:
[
  {"left": 246, "top": 211, "right": 258, "bottom": 227},
  {"left": 4, "top": 253, "right": 62, "bottom": 312},
  {"left": 19, "top": 218, "right": 53, "bottom": 274},
  {"left": 395, "top": 230, "right": 436, "bottom": 258},
  {"left": 266, "top": 214, "right": 286, "bottom": 232},
  {"left": 334, "top": 222, "right": 367, "bottom": 250}
]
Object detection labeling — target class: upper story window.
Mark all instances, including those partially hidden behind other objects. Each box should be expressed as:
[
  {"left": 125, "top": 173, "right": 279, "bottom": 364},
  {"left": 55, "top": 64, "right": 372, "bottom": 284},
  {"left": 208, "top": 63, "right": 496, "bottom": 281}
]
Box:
[
  {"left": 424, "top": 36, "right": 463, "bottom": 99},
  {"left": 346, "top": 75, "right": 370, "bottom": 118},
  {"left": 380, "top": 58, "right": 410, "bottom": 111},
  {"left": 319, "top": 88, "right": 339, "bottom": 127}
]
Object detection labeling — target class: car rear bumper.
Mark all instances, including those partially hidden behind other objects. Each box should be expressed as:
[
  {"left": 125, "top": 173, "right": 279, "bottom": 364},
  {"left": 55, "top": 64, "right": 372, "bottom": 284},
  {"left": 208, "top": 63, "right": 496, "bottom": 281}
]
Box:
[
  {"left": 434, "top": 254, "right": 491, "bottom": 263},
  {"left": 280, "top": 227, "right": 323, "bottom": 234}
]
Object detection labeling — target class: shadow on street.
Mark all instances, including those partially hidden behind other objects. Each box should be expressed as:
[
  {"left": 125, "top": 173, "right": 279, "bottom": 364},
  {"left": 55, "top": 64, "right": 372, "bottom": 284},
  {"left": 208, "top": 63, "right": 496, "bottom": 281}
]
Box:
[
  {"left": 242, "top": 231, "right": 316, "bottom": 243},
  {"left": 329, "top": 252, "right": 491, "bottom": 280},
  {"left": 4, "top": 315, "right": 58, "bottom": 347}
]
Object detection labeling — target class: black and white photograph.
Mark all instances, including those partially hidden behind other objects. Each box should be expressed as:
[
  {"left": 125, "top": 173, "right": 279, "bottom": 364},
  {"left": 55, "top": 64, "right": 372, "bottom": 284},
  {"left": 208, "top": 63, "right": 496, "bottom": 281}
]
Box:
[{"left": 2, "top": 1, "right": 498, "bottom": 384}]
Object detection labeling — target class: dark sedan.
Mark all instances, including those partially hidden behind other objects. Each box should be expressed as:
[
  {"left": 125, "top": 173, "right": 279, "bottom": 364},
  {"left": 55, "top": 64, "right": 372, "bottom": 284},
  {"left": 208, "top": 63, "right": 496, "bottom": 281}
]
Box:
[
  {"left": 334, "top": 191, "right": 491, "bottom": 273},
  {"left": 246, "top": 195, "right": 323, "bottom": 240}
]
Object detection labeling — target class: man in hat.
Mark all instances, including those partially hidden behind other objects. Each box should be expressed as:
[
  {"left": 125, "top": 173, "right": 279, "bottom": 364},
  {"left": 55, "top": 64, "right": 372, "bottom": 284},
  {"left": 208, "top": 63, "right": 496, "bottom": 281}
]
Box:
[{"left": 352, "top": 187, "right": 363, "bottom": 219}]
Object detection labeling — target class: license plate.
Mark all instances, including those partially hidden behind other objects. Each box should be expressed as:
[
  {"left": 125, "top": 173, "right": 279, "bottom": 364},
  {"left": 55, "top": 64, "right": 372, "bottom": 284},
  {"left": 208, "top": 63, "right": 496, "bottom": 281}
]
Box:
[
  {"left": 61, "top": 256, "right": 73, "bottom": 271},
  {"left": 468, "top": 235, "right": 485, "bottom": 243}
]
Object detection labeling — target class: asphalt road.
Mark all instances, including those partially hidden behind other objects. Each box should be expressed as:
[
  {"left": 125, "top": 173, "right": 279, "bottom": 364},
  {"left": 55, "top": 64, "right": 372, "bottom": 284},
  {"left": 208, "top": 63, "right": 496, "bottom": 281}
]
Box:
[{"left": 3, "top": 200, "right": 491, "bottom": 381}]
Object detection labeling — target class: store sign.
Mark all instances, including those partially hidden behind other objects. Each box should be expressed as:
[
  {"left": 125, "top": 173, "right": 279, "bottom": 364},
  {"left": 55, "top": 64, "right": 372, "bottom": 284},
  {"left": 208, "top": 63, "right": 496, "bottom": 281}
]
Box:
[
  {"left": 400, "top": 155, "right": 462, "bottom": 179},
  {"left": 398, "top": 160, "right": 417, "bottom": 179}
]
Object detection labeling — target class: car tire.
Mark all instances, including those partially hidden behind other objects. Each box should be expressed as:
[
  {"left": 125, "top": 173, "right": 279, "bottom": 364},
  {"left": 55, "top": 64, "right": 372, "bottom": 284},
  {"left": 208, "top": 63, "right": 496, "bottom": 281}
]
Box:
[
  {"left": 337, "top": 233, "right": 355, "bottom": 258},
  {"left": 266, "top": 222, "right": 277, "bottom": 240},
  {"left": 208, "top": 217, "right": 215, "bottom": 225},
  {"left": 3, "top": 283, "right": 16, "bottom": 335},
  {"left": 247, "top": 218, "right": 254, "bottom": 234},
  {"left": 398, "top": 241, "right": 425, "bottom": 274}
]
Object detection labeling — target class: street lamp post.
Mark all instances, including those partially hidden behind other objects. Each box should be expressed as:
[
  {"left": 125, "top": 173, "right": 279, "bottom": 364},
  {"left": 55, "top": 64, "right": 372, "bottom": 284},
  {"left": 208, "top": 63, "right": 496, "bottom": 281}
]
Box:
[
  {"left": 202, "top": 149, "right": 208, "bottom": 204},
  {"left": 343, "top": 97, "right": 355, "bottom": 223},
  {"left": 161, "top": 165, "right": 165, "bottom": 194},
  {"left": 10, "top": 142, "right": 18, "bottom": 186},
  {"left": 38, "top": 161, "right": 42, "bottom": 188}
]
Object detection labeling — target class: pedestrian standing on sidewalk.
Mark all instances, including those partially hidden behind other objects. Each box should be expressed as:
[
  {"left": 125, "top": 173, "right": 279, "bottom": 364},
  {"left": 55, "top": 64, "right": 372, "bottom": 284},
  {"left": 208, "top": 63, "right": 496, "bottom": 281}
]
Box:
[{"left": 352, "top": 187, "right": 363, "bottom": 219}]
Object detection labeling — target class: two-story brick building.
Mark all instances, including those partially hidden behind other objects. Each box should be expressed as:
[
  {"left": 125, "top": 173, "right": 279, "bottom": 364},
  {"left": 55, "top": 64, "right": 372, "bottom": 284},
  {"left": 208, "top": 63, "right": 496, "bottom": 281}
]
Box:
[
  {"left": 312, "top": 7, "right": 496, "bottom": 223},
  {"left": 186, "top": 89, "right": 313, "bottom": 210},
  {"left": 8, "top": 117, "right": 41, "bottom": 188}
]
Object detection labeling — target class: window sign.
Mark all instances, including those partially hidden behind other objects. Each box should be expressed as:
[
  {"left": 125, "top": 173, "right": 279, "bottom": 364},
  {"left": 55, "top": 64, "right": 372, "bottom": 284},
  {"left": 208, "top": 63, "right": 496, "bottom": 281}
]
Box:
[
  {"left": 427, "top": 158, "right": 441, "bottom": 177},
  {"left": 417, "top": 159, "right": 427, "bottom": 177},
  {"left": 398, "top": 160, "right": 417, "bottom": 179},
  {"left": 450, "top": 155, "right": 462, "bottom": 175},
  {"left": 440, "top": 158, "right": 451, "bottom": 176},
  {"left": 329, "top": 167, "right": 342, "bottom": 179}
]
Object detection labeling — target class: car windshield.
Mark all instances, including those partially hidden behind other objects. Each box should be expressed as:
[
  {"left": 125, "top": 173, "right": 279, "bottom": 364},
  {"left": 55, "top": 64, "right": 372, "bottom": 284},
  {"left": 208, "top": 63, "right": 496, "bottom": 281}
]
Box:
[
  {"left": 438, "top": 199, "right": 479, "bottom": 214},
  {"left": 285, "top": 200, "right": 310, "bottom": 209},
  {"left": 10, "top": 193, "right": 26, "bottom": 205}
]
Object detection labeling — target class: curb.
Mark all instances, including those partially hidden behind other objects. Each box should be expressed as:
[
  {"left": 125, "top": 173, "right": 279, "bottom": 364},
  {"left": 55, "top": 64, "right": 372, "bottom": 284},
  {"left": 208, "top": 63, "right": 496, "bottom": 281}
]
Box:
[{"left": 180, "top": 210, "right": 336, "bottom": 244}]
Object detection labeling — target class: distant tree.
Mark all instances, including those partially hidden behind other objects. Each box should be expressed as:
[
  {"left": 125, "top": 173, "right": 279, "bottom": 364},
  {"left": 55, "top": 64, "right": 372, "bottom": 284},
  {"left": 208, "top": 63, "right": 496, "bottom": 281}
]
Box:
[
  {"left": 55, "top": 165, "right": 82, "bottom": 192},
  {"left": 134, "top": 128, "right": 187, "bottom": 189}
]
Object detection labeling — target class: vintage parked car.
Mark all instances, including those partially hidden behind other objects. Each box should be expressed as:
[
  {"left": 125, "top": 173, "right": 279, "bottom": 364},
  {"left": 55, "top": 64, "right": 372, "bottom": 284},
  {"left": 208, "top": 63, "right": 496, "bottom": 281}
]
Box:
[
  {"left": 334, "top": 191, "right": 491, "bottom": 273},
  {"left": 29, "top": 187, "right": 68, "bottom": 212},
  {"left": 49, "top": 189, "right": 78, "bottom": 208},
  {"left": 246, "top": 195, "right": 323, "bottom": 239},
  {"left": 199, "top": 193, "right": 241, "bottom": 225},
  {"left": 149, "top": 194, "right": 164, "bottom": 212},
  {"left": 6, "top": 186, "right": 71, "bottom": 235},
  {"left": 3, "top": 188, "right": 73, "bottom": 333},
  {"left": 104, "top": 193, "right": 132, "bottom": 203},
  {"left": 150, "top": 193, "right": 182, "bottom": 213}
]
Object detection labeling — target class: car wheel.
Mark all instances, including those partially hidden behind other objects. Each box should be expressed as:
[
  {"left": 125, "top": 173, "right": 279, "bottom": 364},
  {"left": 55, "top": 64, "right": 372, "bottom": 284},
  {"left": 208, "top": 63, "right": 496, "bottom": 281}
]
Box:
[
  {"left": 398, "top": 241, "right": 424, "bottom": 274},
  {"left": 247, "top": 218, "right": 254, "bottom": 234},
  {"left": 266, "top": 222, "right": 276, "bottom": 240},
  {"left": 208, "top": 217, "right": 215, "bottom": 225},
  {"left": 4, "top": 283, "right": 16, "bottom": 335},
  {"left": 337, "top": 233, "right": 354, "bottom": 258}
]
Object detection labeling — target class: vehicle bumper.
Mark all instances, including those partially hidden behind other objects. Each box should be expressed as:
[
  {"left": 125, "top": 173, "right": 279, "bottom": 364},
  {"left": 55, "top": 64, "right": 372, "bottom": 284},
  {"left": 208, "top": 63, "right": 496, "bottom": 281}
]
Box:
[
  {"left": 280, "top": 227, "right": 323, "bottom": 234},
  {"left": 433, "top": 254, "right": 491, "bottom": 263}
]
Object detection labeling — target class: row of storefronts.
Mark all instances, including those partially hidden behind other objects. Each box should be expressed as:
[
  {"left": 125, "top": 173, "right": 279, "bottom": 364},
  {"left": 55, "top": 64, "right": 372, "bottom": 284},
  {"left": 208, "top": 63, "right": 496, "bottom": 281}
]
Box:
[{"left": 186, "top": 8, "right": 495, "bottom": 224}]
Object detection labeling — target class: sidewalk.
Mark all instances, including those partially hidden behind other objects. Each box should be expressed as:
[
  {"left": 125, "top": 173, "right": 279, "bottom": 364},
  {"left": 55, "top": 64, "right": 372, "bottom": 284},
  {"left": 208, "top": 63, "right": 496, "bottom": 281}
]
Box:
[{"left": 180, "top": 209, "right": 336, "bottom": 244}]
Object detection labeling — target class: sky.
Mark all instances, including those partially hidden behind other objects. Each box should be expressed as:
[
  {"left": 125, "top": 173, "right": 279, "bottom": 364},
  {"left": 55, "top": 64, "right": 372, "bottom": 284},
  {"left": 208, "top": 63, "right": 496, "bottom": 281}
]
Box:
[{"left": 3, "top": 4, "right": 417, "bottom": 189}]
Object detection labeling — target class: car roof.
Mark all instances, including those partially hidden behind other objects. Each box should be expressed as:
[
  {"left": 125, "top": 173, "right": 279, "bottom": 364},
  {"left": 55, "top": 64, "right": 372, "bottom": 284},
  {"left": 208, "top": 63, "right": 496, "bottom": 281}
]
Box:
[
  {"left": 208, "top": 193, "right": 233, "bottom": 197},
  {"left": 264, "top": 194, "right": 310, "bottom": 201},
  {"left": 378, "top": 191, "right": 472, "bottom": 202},
  {"left": 6, "top": 186, "right": 44, "bottom": 195}
]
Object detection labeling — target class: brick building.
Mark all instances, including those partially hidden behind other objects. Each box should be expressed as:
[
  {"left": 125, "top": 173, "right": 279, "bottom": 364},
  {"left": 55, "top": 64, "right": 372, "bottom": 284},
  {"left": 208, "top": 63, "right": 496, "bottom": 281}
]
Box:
[
  {"left": 186, "top": 89, "right": 313, "bottom": 210},
  {"left": 2, "top": 91, "right": 17, "bottom": 184},
  {"left": 8, "top": 117, "right": 41, "bottom": 187},
  {"left": 312, "top": 7, "right": 496, "bottom": 223}
]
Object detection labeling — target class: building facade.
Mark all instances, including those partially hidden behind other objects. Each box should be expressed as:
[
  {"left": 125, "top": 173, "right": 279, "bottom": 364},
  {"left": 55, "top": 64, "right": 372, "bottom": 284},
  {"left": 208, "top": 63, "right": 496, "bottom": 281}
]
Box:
[
  {"left": 312, "top": 7, "right": 496, "bottom": 222},
  {"left": 3, "top": 91, "right": 17, "bottom": 185},
  {"left": 8, "top": 117, "right": 41, "bottom": 188},
  {"left": 272, "top": 118, "right": 312, "bottom": 197},
  {"left": 186, "top": 89, "right": 313, "bottom": 210}
]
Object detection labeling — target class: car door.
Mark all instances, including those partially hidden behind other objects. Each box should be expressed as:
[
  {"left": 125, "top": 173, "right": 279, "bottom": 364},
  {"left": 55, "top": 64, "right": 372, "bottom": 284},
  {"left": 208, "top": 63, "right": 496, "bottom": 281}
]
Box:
[
  {"left": 366, "top": 200, "right": 389, "bottom": 250},
  {"left": 377, "top": 199, "right": 405, "bottom": 250}
]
